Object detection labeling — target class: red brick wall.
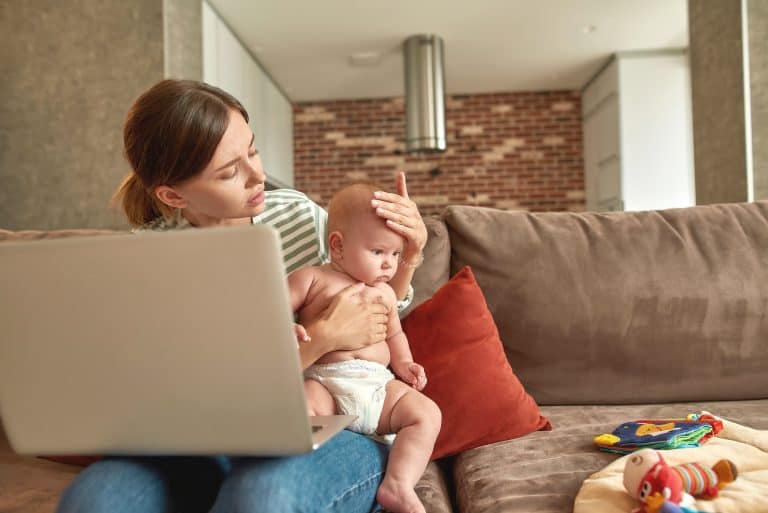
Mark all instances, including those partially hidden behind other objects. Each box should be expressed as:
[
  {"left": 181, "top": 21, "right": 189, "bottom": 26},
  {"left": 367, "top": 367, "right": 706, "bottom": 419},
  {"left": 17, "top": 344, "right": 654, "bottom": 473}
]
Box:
[{"left": 293, "top": 91, "right": 584, "bottom": 215}]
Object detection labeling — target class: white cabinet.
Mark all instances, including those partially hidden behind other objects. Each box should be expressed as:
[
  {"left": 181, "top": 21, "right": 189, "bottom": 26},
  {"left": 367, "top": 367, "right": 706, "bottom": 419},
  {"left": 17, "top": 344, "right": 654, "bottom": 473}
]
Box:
[
  {"left": 261, "top": 76, "right": 294, "bottom": 190},
  {"left": 582, "top": 51, "right": 695, "bottom": 212},
  {"left": 242, "top": 56, "right": 264, "bottom": 147},
  {"left": 202, "top": 1, "right": 294, "bottom": 188}
]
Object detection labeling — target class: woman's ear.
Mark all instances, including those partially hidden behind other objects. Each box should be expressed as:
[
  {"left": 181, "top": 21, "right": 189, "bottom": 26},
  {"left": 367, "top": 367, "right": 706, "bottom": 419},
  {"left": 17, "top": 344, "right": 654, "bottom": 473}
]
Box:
[
  {"left": 328, "top": 231, "right": 344, "bottom": 259},
  {"left": 154, "top": 185, "right": 188, "bottom": 209}
]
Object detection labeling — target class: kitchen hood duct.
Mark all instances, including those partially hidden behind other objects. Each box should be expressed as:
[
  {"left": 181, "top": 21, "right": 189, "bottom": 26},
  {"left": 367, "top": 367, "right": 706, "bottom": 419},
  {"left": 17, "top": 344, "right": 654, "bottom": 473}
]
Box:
[{"left": 404, "top": 35, "right": 446, "bottom": 153}]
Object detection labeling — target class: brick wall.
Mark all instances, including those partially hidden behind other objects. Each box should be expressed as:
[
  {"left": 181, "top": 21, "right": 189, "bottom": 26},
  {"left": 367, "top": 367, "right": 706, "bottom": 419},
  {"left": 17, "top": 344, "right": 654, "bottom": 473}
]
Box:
[{"left": 293, "top": 91, "right": 584, "bottom": 215}]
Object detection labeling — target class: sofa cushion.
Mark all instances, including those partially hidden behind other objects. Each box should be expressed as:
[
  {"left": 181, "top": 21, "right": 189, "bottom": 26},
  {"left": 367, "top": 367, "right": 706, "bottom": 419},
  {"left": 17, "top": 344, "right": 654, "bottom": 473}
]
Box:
[
  {"left": 416, "top": 460, "right": 455, "bottom": 513},
  {"left": 443, "top": 202, "right": 768, "bottom": 405},
  {"left": 403, "top": 266, "right": 550, "bottom": 460},
  {"left": 0, "top": 422, "right": 80, "bottom": 513},
  {"left": 402, "top": 216, "right": 451, "bottom": 317},
  {"left": 453, "top": 399, "right": 768, "bottom": 513}
]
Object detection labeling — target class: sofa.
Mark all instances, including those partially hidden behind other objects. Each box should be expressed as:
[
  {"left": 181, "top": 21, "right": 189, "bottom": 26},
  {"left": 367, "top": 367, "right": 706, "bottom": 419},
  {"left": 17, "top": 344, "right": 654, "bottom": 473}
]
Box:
[
  {"left": 406, "top": 201, "right": 768, "bottom": 512},
  {"left": 1, "top": 200, "right": 768, "bottom": 512}
]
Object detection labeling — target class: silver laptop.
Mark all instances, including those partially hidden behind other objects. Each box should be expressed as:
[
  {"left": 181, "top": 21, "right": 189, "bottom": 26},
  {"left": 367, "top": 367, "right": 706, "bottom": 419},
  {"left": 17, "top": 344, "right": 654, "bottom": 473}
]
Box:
[{"left": 0, "top": 225, "right": 354, "bottom": 456}]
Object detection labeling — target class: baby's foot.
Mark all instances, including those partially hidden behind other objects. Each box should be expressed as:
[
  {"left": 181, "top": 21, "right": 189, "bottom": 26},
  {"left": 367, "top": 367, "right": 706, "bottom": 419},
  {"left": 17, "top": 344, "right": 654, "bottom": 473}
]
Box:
[{"left": 376, "top": 478, "right": 426, "bottom": 513}]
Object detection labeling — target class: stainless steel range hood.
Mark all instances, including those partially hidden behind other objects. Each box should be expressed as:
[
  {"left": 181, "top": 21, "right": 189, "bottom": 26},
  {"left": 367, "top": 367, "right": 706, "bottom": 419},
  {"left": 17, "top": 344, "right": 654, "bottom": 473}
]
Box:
[{"left": 404, "top": 35, "right": 447, "bottom": 153}]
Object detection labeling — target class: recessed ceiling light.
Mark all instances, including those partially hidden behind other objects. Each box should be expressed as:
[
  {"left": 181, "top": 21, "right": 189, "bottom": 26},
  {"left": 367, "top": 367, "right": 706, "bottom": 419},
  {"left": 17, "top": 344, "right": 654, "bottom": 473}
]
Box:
[
  {"left": 348, "top": 51, "right": 381, "bottom": 66},
  {"left": 582, "top": 25, "right": 597, "bottom": 34}
]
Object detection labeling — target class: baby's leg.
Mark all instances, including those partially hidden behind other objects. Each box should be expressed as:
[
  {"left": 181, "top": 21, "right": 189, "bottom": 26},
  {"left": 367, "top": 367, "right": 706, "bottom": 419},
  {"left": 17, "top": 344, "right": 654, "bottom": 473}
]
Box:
[
  {"left": 375, "top": 380, "right": 441, "bottom": 513},
  {"left": 303, "top": 379, "right": 336, "bottom": 417}
]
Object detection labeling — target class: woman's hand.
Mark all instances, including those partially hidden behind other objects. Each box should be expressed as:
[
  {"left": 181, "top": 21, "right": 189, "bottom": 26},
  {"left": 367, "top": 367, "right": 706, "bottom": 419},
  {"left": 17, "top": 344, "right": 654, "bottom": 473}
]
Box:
[
  {"left": 305, "top": 282, "right": 389, "bottom": 354},
  {"left": 371, "top": 172, "right": 427, "bottom": 266}
]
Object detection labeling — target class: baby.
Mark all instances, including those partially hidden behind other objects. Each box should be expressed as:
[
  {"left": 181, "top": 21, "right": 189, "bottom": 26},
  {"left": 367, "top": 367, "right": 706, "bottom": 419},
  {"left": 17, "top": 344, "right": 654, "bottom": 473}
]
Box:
[{"left": 288, "top": 183, "right": 441, "bottom": 513}]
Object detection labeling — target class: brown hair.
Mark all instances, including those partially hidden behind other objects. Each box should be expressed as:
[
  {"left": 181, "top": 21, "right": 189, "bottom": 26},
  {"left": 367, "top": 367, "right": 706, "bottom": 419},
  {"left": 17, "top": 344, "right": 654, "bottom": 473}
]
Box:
[{"left": 113, "top": 80, "right": 249, "bottom": 227}]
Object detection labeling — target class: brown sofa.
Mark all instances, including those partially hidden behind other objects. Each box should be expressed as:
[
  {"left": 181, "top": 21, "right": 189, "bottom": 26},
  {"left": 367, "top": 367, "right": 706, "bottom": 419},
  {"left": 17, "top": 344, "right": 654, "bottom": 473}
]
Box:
[
  {"left": 2, "top": 200, "right": 768, "bottom": 512},
  {"left": 409, "top": 201, "right": 768, "bottom": 513}
]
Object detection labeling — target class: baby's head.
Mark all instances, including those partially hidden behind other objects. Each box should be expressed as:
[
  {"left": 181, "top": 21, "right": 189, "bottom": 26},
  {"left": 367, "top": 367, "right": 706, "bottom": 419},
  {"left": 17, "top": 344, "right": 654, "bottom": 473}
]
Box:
[{"left": 327, "top": 183, "right": 405, "bottom": 285}]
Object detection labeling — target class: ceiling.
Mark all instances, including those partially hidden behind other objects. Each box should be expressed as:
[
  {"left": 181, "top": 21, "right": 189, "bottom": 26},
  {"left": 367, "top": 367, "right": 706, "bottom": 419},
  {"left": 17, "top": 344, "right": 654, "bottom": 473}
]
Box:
[{"left": 207, "top": 0, "right": 689, "bottom": 102}]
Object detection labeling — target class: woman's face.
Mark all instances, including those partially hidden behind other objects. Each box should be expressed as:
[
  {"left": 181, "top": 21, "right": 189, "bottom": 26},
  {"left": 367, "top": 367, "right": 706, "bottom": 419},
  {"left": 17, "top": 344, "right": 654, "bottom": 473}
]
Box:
[{"left": 166, "top": 109, "right": 267, "bottom": 226}]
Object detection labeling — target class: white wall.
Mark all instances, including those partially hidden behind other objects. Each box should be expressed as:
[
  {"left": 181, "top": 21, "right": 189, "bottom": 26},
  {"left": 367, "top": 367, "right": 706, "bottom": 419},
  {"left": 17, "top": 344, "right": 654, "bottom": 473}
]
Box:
[
  {"left": 202, "top": 1, "right": 294, "bottom": 188},
  {"left": 582, "top": 50, "right": 695, "bottom": 212},
  {"left": 619, "top": 53, "right": 695, "bottom": 212},
  {"left": 582, "top": 60, "right": 621, "bottom": 211}
]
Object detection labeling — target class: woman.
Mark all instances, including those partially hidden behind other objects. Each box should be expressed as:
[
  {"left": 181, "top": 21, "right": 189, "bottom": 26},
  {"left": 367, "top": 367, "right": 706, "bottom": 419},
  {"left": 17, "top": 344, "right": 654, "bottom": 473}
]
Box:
[{"left": 56, "top": 79, "right": 427, "bottom": 513}]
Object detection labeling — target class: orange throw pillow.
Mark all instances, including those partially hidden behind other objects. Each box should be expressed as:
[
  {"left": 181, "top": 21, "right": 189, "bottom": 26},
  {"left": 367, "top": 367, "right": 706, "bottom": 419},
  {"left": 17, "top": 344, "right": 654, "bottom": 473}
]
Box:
[
  {"left": 40, "top": 455, "right": 102, "bottom": 467},
  {"left": 402, "top": 266, "right": 551, "bottom": 460}
]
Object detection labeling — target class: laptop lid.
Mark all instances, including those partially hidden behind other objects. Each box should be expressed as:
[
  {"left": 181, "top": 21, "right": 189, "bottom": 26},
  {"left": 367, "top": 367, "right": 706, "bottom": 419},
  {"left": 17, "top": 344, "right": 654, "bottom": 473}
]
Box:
[{"left": 0, "top": 226, "right": 352, "bottom": 455}]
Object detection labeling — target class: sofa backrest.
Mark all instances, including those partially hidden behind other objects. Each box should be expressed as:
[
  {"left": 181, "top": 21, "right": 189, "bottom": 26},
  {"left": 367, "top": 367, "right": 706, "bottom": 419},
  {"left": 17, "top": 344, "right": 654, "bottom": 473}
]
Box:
[
  {"left": 423, "top": 202, "right": 768, "bottom": 406},
  {"left": 402, "top": 216, "right": 452, "bottom": 317},
  {"left": 8, "top": 202, "right": 768, "bottom": 407},
  {"left": 0, "top": 229, "right": 120, "bottom": 242}
]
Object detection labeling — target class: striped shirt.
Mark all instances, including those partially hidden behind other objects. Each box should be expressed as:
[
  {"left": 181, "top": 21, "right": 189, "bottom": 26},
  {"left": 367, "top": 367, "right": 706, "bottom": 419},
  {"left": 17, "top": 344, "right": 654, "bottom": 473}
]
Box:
[
  {"left": 253, "top": 189, "right": 329, "bottom": 274},
  {"left": 139, "top": 189, "right": 413, "bottom": 310}
]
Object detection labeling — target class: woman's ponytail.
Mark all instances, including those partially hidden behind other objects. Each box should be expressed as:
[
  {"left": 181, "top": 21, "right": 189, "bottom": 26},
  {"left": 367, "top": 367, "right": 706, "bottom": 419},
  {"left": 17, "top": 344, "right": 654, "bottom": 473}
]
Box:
[{"left": 112, "top": 172, "right": 169, "bottom": 227}]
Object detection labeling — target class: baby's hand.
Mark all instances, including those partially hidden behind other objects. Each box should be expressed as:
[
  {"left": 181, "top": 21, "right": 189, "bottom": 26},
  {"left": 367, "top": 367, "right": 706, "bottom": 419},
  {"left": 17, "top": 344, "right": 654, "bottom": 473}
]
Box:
[
  {"left": 392, "top": 361, "right": 427, "bottom": 390},
  {"left": 294, "top": 323, "right": 311, "bottom": 347}
]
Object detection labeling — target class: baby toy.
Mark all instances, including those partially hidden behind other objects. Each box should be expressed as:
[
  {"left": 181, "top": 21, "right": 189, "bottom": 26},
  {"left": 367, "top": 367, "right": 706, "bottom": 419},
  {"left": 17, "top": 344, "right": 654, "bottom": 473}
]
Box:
[
  {"left": 644, "top": 498, "right": 707, "bottom": 513},
  {"left": 594, "top": 413, "right": 723, "bottom": 454},
  {"left": 623, "top": 448, "right": 737, "bottom": 513}
]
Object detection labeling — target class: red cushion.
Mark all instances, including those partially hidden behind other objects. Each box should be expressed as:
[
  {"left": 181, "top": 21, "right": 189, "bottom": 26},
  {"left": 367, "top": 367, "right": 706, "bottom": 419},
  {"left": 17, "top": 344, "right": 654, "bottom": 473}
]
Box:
[
  {"left": 39, "top": 455, "right": 102, "bottom": 466},
  {"left": 402, "top": 266, "right": 551, "bottom": 460}
]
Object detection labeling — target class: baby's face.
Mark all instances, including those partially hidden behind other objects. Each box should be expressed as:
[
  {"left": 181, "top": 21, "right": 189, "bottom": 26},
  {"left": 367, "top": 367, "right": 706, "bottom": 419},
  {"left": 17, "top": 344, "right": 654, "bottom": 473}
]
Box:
[{"left": 338, "top": 217, "right": 404, "bottom": 285}]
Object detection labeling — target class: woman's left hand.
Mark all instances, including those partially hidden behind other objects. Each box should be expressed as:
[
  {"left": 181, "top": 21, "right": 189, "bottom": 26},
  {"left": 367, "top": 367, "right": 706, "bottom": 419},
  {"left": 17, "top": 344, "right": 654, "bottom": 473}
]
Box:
[{"left": 371, "top": 172, "right": 427, "bottom": 265}]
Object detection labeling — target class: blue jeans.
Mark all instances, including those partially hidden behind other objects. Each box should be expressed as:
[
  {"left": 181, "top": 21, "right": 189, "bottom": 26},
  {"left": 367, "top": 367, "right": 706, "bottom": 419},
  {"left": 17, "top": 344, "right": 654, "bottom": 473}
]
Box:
[{"left": 56, "top": 430, "right": 388, "bottom": 513}]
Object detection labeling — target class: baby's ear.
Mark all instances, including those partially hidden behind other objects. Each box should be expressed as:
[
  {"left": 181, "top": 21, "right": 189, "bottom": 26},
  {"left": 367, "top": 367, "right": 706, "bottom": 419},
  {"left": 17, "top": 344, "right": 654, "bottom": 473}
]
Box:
[{"left": 328, "top": 231, "right": 344, "bottom": 257}]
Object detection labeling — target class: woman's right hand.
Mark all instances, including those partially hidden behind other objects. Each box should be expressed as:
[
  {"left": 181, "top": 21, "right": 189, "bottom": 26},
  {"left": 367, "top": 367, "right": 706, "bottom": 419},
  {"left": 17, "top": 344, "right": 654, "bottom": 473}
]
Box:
[{"left": 307, "top": 282, "right": 389, "bottom": 353}]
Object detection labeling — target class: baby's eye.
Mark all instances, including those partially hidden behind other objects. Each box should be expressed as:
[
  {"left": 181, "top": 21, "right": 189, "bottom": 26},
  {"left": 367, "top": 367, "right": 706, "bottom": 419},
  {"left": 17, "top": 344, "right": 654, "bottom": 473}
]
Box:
[
  {"left": 372, "top": 249, "right": 383, "bottom": 256},
  {"left": 393, "top": 250, "right": 402, "bottom": 257}
]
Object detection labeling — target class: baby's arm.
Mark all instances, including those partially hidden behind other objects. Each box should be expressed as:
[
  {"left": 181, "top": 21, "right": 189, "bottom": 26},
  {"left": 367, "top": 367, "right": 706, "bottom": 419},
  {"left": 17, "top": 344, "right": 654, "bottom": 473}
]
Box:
[
  {"left": 287, "top": 266, "right": 317, "bottom": 314},
  {"left": 379, "top": 284, "right": 427, "bottom": 390},
  {"left": 287, "top": 267, "right": 317, "bottom": 346},
  {"left": 287, "top": 267, "right": 330, "bottom": 366}
]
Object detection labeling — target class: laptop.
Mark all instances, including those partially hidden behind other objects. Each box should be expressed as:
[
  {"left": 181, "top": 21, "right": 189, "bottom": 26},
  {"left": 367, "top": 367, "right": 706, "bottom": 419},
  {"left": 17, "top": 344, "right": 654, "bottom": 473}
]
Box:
[{"left": 0, "top": 225, "right": 355, "bottom": 456}]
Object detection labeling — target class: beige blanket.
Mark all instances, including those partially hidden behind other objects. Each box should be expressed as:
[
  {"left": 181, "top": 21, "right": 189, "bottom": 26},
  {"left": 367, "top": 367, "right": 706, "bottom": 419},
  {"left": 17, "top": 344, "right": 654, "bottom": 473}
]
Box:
[{"left": 574, "top": 416, "right": 768, "bottom": 513}]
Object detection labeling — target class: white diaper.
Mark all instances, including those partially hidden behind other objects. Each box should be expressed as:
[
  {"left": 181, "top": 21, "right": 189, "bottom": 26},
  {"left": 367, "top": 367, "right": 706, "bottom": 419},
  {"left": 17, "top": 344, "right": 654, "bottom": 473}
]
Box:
[{"left": 304, "top": 359, "right": 394, "bottom": 435}]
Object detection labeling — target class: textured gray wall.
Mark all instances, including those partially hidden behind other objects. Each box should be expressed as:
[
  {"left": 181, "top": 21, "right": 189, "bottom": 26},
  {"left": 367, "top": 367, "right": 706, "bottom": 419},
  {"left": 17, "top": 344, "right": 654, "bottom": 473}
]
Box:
[
  {"left": 0, "top": 0, "right": 202, "bottom": 231},
  {"left": 165, "top": 0, "right": 202, "bottom": 81},
  {"left": 749, "top": 0, "right": 768, "bottom": 200},
  {"left": 689, "top": 0, "right": 768, "bottom": 203},
  {"left": 688, "top": 0, "right": 748, "bottom": 204}
]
